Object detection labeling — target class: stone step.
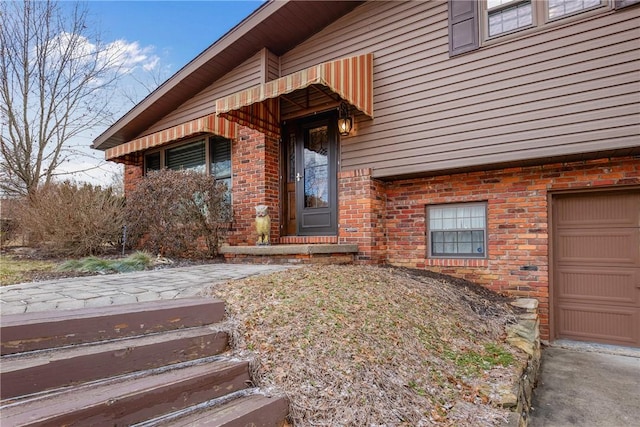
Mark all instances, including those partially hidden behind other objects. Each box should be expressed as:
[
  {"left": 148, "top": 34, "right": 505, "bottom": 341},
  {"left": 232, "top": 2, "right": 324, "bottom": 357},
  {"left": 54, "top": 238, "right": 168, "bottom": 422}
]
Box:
[
  {"left": 138, "top": 391, "right": 289, "bottom": 427},
  {"left": 0, "top": 357, "right": 251, "bottom": 426},
  {"left": 1, "top": 326, "right": 229, "bottom": 400},
  {"left": 1, "top": 298, "right": 225, "bottom": 355}
]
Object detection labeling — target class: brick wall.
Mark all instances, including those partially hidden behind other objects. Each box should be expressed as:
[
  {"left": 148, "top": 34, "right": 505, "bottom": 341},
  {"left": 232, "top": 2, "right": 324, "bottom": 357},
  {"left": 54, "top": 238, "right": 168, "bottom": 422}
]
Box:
[
  {"left": 123, "top": 160, "right": 143, "bottom": 195},
  {"left": 383, "top": 156, "right": 640, "bottom": 340},
  {"left": 338, "top": 168, "right": 387, "bottom": 264},
  {"left": 226, "top": 127, "right": 281, "bottom": 246}
]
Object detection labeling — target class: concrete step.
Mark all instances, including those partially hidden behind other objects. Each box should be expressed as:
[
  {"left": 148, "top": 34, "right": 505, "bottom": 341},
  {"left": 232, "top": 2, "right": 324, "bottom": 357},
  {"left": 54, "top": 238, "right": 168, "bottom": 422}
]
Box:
[
  {"left": 137, "top": 391, "right": 289, "bottom": 427},
  {"left": 1, "top": 298, "right": 225, "bottom": 355},
  {"left": 0, "top": 357, "right": 251, "bottom": 426},
  {"left": 1, "top": 325, "right": 229, "bottom": 399}
]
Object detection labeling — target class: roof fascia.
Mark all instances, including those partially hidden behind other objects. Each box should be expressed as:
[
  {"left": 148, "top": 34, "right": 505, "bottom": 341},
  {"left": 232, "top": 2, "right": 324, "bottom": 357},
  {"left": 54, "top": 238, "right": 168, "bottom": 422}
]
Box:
[{"left": 93, "top": 0, "right": 287, "bottom": 150}]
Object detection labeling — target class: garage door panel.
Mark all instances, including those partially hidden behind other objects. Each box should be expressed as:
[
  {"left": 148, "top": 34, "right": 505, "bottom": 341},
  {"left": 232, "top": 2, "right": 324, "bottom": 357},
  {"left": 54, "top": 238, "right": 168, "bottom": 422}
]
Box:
[
  {"left": 556, "top": 267, "right": 639, "bottom": 304},
  {"left": 554, "top": 192, "right": 640, "bottom": 229},
  {"left": 555, "top": 228, "right": 639, "bottom": 267},
  {"left": 553, "top": 190, "right": 640, "bottom": 348},
  {"left": 556, "top": 303, "right": 638, "bottom": 346}
]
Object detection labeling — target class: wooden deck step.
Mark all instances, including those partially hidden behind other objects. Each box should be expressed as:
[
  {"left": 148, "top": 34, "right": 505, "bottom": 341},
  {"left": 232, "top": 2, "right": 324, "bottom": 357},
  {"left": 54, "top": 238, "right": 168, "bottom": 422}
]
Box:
[
  {"left": 1, "top": 298, "right": 225, "bottom": 355},
  {"left": 140, "top": 392, "right": 289, "bottom": 427},
  {"left": 0, "top": 357, "right": 251, "bottom": 426},
  {"left": 1, "top": 326, "right": 229, "bottom": 399}
]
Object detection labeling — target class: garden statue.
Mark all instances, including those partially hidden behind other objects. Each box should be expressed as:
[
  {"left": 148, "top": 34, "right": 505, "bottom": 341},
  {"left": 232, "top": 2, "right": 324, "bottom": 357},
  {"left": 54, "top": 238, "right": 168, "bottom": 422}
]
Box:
[{"left": 255, "top": 205, "right": 271, "bottom": 246}]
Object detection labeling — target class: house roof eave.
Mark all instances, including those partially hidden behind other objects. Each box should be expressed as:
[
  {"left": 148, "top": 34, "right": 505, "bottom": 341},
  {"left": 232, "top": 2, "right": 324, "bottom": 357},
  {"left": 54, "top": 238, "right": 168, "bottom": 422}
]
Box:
[{"left": 93, "top": 0, "right": 365, "bottom": 151}]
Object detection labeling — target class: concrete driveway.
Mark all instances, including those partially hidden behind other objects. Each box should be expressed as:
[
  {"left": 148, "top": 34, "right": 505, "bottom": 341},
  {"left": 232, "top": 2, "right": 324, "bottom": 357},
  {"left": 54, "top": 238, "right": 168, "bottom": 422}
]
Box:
[{"left": 530, "top": 343, "right": 640, "bottom": 427}]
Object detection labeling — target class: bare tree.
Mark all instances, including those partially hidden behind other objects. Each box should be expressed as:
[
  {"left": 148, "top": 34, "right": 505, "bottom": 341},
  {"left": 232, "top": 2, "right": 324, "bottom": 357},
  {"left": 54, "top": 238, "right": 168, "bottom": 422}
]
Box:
[{"left": 0, "top": 0, "right": 126, "bottom": 197}]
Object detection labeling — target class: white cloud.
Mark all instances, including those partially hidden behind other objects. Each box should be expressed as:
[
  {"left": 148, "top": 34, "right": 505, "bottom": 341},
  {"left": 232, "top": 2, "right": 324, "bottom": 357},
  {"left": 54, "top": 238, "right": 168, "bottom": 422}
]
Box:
[
  {"left": 47, "top": 32, "right": 160, "bottom": 77},
  {"left": 106, "top": 39, "right": 160, "bottom": 74}
]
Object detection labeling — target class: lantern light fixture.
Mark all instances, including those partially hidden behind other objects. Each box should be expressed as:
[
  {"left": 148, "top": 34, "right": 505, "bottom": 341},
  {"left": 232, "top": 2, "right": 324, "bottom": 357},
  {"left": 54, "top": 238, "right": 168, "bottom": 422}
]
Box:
[{"left": 337, "top": 102, "right": 353, "bottom": 136}]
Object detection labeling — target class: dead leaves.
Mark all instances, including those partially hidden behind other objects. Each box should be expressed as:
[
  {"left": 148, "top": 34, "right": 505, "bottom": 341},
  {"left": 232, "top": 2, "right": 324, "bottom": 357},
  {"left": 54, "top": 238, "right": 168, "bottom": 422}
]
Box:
[{"left": 212, "top": 265, "right": 522, "bottom": 426}]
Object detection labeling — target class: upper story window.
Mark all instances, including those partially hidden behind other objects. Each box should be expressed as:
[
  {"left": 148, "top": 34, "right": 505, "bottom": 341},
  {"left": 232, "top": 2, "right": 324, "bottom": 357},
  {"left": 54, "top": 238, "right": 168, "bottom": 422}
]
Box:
[
  {"left": 448, "top": 0, "right": 625, "bottom": 56},
  {"left": 548, "top": 0, "right": 602, "bottom": 19},
  {"left": 487, "top": 0, "right": 533, "bottom": 37},
  {"left": 484, "top": 0, "right": 607, "bottom": 39}
]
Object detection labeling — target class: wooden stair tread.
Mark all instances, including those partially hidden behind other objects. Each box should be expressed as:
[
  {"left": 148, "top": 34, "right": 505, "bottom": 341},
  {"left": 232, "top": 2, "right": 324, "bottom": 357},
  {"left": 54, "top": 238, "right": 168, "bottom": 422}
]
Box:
[
  {"left": 1, "top": 358, "right": 250, "bottom": 426},
  {"left": 1, "top": 298, "right": 225, "bottom": 355},
  {"left": 1, "top": 326, "right": 229, "bottom": 399},
  {"left": 166, "top": 393, "right": 289, "bottom": 427}
]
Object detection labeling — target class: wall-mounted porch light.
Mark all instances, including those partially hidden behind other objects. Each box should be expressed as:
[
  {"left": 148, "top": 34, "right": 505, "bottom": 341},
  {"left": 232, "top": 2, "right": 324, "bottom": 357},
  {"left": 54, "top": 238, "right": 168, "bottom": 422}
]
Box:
[{"left": 337, "top": 102, "right": 353, "bottom": 136}]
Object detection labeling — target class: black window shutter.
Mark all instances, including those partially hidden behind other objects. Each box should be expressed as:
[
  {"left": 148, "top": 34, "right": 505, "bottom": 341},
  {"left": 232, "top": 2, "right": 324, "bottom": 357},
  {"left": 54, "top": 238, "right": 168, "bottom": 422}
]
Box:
[
  {"left": 449, "top": 0, "right": 479, "bottom": 57},
  {"left": 615, "top": 0, "right": 640, "bottom": 9}
]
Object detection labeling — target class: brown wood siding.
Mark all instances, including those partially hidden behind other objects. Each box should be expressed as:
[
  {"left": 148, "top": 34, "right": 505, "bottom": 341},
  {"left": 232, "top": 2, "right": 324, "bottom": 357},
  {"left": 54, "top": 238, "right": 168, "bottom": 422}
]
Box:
[
  {"left": 280, "top": 1, "right": 639, "bottom": 178},
  {"left": 142, "top": 51, "right": 265, "bottom": 137}
]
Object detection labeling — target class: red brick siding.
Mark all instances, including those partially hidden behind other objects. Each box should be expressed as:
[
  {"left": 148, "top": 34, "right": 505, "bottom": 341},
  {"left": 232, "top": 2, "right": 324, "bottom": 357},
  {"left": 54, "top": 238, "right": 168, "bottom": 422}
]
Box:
[
  {"left": 338, "top": 168, "right": 387, "bottom": 264},
  {"left": 226, "top": 126, "right": 281, "bottom": 246},
  {"left": 123, "top": 161, "right": 143, "bottom": 195},
  {"left": 384, "top": 156, "right": 640, "bottom": 340}
]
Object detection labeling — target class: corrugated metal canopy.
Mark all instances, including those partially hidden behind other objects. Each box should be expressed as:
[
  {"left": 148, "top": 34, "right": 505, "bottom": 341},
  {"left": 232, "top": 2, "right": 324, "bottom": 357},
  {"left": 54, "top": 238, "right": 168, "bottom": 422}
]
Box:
[
  {"left": 93, "top": 1, "right": 365, "bottom": 151},
  {"left": 215, "top": 53, "right": 374, "bottom": 138}
]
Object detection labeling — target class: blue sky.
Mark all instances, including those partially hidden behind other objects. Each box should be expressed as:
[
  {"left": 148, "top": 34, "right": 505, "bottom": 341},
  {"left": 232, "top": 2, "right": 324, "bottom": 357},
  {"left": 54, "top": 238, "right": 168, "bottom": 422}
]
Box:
[
  {"left": 55, "top": 1, "right": 264, "bottom": 184},
  {"left": 86, "top": 1, "right": 264, "bottom": 73}
]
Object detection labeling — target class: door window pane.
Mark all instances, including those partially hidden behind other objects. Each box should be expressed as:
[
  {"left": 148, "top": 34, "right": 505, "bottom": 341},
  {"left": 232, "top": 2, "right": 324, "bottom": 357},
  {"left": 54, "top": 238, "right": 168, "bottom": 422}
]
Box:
[{"left": 304, "top": 126, "right": 329, "bottom": 208}]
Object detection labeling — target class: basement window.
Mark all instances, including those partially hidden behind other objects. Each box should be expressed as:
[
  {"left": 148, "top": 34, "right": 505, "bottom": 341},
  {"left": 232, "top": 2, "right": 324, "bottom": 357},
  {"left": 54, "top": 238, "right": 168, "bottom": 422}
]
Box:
[{"left": 427, "top": 203, "right": 487, "bottom": 258}]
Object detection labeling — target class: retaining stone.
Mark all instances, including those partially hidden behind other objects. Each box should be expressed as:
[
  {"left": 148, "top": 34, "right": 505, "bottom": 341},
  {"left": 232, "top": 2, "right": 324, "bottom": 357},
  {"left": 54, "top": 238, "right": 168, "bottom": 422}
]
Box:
[{"left": 504, "top": 298, "right": 542, "bottom": 427}]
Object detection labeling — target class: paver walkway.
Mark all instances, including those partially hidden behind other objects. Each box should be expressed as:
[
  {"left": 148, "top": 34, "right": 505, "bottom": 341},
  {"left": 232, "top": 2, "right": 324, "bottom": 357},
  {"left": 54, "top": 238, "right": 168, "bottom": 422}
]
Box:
[{"left": 0, "top": 264, "right": 295, "bottom": 315}]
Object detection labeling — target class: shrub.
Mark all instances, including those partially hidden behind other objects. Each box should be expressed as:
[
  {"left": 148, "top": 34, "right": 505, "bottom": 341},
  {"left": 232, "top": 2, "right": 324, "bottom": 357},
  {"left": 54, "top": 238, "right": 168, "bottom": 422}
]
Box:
[
  {"left": 58, "top": 251, "right": 153, "bottom": 273},
  {"left": 124, "top": 169, "right": 232, "bottom": 258},
  {"left": 17, "top": 182, "right": 125, "bottom": 256}
]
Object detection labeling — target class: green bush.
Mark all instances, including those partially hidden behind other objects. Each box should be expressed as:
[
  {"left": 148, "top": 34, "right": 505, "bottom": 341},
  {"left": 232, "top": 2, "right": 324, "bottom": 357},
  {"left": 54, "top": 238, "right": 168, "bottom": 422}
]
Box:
[
  {"left": 124, "top": 169, "right": 232, "bottom": 258},
  {"left": 58, "top": 251, "right": 153, "bottom": 273},
  {"left": 18, "top": 182, "right": 125, "bottom": 256}
]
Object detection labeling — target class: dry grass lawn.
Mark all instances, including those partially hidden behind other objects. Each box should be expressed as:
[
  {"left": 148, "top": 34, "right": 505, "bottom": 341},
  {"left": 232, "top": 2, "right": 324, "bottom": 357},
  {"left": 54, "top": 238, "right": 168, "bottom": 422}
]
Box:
[
  {"left": 211, "top": 264, "right": 527, "bottom": 426},
  {"left": 0, "top": 255, "right": 59, "bottom": 286}
]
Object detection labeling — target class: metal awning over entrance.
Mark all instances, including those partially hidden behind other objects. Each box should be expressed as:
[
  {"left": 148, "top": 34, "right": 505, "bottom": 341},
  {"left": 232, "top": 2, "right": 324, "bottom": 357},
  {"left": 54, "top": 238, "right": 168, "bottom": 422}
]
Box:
[
  {"left": 215, "top": 53, "right": 374, "bottom": 138},
  {"left": 105, "top": 114, "right": 237, "bottom": 162}
]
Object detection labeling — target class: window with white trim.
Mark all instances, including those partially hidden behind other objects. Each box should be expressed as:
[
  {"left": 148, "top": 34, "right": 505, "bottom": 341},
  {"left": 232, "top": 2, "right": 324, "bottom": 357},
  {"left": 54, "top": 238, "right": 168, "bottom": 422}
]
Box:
[
  {"left": 427, "top": 203, "right": 487, "bottom": 258},
  {"left": 548, "top": 0, "right": 602, "bottom": 19},
  {"left": 484, "top": 0, "right": 607, "bottom": 39},
  {"left": 487, "top": 0, "right": 533, "bottom": 37}
]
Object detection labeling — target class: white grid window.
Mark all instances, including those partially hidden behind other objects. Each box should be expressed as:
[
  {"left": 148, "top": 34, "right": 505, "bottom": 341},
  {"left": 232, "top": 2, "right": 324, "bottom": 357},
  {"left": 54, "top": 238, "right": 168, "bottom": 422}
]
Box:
[
  {"left": 428, "top": 203, "right": 487, "bottom": 258},
  {"left": 488, "top": 0, "right": 533, "bottom": 37},
  {"left": 548, "top": 0, "right": 602, "bottom": 19}
]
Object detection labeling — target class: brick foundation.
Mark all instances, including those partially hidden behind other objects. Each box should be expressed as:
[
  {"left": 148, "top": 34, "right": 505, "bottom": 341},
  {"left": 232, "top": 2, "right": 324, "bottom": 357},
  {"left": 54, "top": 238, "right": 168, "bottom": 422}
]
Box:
[
  {"left": 338, "top": 168, "right": 387, "bottom": 264},
  {"left": 382, "top": 156, "right": 640, "bottom": 340}
]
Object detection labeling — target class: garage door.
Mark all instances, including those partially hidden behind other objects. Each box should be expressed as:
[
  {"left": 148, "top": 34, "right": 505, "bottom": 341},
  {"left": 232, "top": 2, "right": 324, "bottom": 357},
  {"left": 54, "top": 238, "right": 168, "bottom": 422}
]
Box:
[{"left": 553, "top": 190, "right": 640, "bottom": 348}]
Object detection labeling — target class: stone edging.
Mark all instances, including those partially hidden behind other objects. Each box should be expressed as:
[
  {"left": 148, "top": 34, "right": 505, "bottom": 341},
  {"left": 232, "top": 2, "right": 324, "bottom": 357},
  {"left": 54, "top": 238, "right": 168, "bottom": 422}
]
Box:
[{"left": 503, "top": 298, "right": 542, "bottom": 427}]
